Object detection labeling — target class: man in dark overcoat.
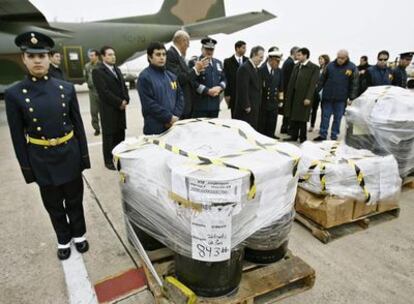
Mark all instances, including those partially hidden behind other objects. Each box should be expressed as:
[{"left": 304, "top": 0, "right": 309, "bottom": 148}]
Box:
[
  {"left": 234, "top": 46, "right": 265, "bottom": 130},
  {"left": 284, "top": 47, "right": 319, "bottom": 143}
]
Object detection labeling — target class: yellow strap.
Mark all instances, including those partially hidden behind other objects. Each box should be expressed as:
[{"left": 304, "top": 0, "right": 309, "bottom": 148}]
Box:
[
  {"left": 146, "top": 138, "right": 257, "bottom": 199},
  {"left": 164, "top": 276, "right": 197, "bottom": 304},
  {"left": 175, "top": 118, "right": 300, "bottom": 176},
  {"left": 28, "top": 130, "right": 74, "bottom": 146}
]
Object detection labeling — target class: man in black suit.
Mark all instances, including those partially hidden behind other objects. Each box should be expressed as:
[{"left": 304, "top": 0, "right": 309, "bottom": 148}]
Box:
[
  {"left": 234, "top": 46, "right": 265, "bottom": 130},
  {"left": 166, "top": 30, "right": 208, "bottom": 119},
  {"left": 280, "top": 46, "right": 299, "bottom": 134},
  {"left": 223, "top": 40, "right": 248, "bottom": 118},
  {"left": 92, "top": 46, "right": 129, "bottom": 170},
  {"left": 48, "top": 50, "right": 65, "bottom": 80}
]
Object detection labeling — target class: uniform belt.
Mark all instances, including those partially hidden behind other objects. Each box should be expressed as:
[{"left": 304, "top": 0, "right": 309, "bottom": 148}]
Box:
[{"left": 28, "top": 130, "right": 74, "bottom": 146}]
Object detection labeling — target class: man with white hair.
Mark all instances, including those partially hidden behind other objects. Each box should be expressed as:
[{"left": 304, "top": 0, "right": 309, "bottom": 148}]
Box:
[
  {"left": 166, "top": 30, "right": 208, "bottom": 118},
  {"left": 314, "top": 49, "right": 358, "bottom": 141}
]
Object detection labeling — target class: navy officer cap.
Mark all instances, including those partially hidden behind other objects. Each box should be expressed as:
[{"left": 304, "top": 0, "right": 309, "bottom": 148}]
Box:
[
  {"left": 15, "top": 31, "right": 55, "bottom": 54},
  {"left": 201, "top": 37, "right": 217, "bottom": 49},
  {"left": 400, "top": 52, "right": 414, "bottom": 60}
]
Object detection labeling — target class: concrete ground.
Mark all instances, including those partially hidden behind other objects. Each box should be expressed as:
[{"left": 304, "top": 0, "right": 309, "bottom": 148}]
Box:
[{"left": 0, "top": 88, "right": 413, "bottom": 304}]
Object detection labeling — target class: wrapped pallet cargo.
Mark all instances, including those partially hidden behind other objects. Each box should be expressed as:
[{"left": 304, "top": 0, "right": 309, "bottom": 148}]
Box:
[
  {"left": 297, "top": 141, "right": 401, "bottom": 225},
  {"left": 113, "top": 118, "right": 301, "bottom": 297},
  {"left": 345, "top": 86, "right": 414, "bottom": 178}
]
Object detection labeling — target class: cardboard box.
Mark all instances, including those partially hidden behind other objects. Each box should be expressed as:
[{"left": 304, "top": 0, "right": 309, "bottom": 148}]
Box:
[
  {"left": 353, "top": 200, "right": 377, "bottom": 219},
  {"left": 295, "top": 188, "right": 354, "bottom": 228},
  {"left": 377, "top": 194, "right": 400, "bottom": 213}
]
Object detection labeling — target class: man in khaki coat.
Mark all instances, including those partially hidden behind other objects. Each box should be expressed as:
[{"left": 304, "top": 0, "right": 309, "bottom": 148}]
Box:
[{"left": 84, "top": 49, "right": 101, "bottom": 135}]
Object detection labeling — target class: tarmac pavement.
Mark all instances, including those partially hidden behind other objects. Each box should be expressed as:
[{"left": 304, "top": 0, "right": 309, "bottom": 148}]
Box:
[{"left": 0, "top": 88, "right": 413, "bottom": 304}]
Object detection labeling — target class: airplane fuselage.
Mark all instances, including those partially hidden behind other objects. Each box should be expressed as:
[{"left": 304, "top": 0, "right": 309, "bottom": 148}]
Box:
[{"left": 0, "top": 21, "right": 179, "bottom": 87}]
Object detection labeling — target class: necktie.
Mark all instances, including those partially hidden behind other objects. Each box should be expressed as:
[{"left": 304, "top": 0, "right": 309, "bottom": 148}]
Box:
[
  {"left": 111, "top": 67, "right": 118, "bottom": 78},
  {"left": 238, "top": 58, "right": 242, "bottom": 65},
  {"left": 271, "top": 69, "right": 274, "bottom": 76}
]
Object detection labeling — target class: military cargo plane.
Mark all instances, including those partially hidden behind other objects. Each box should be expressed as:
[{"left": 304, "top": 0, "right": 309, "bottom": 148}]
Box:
[{"left": 0, "top": 0, "right": 275, "bottom": 92}]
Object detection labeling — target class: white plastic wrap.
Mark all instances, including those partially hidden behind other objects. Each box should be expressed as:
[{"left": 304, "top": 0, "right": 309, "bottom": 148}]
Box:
[
  {"left": 298, "top": 141, "right": 401, "bottom": 203},
  {"left": 113, "top": 119, "right": 301, "bottom": 261},
  {"left": 345, "top": 86, "right": 414, "bottom": 177}
]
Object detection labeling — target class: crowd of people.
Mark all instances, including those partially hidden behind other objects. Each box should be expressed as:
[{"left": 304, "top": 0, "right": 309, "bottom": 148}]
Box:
[{"left": 4, "top": 29, "right": 413, "bottom": 260}]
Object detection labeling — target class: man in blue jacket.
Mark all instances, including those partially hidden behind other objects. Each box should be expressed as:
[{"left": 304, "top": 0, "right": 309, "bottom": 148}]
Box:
[
  {"left": 314, "top": 49, "right": 358, "bottom": 141},
  {"left": 137, "top": 42, "right": 184, "bottom": 135},
  {"left": 189, "top": 37, "right": 226, "bottom": 118}
]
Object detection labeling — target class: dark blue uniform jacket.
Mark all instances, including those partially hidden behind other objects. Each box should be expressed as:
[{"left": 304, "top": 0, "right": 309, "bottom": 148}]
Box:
[{"left": 5, "top": 75, "right": 90, "bottom": 186}]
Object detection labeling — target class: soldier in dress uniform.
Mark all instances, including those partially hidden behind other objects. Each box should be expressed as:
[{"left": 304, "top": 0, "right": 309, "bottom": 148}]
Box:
[
  {"left": 258, "top": 47, "right": 284, "bottom": 139},
  {"left": 189, "top": 37, "right": 226, "bottom": 118},
  {"left": 4, "top": 32, "right": 90, "bottom": 260},
  {"left": 392, "top": 52, "right": 414, "bottom": 88}
]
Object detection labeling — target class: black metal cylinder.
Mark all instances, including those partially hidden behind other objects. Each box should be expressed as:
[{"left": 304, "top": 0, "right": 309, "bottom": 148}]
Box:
[
  {"left": 174, "top": 246, "right": 244, "bottom": 297},
  {"left": 244, "top": 210, "right": 294, "bottom": 264}
]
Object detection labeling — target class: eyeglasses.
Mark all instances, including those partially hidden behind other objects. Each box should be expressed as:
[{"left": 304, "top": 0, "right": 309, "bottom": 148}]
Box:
[{"left": 378, "top": 58, "right": 388, "bottom": 61}]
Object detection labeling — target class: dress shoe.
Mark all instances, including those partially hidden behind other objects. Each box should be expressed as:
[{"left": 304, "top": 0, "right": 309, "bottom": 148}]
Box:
[
  {"left": 283, "top": 137, "right": 297, "bottom": 142},
  {"left": 300, "top": 138, "right": 307, "bottom": 143},
  {"left": 94, "top": 130, "right": 100, "bottom": 136},
  {"left": 313, "top": 136, "right": 326, "bottom": 142},
  {"left": 75, "top": 240, "right": 89, "bottom": 253},
  {"left": 105, "top": 163, "right": 116, "bottom": 170},
  {"left": 273, "top": 135, "right": 280, "bottom": 140},
  {"left": 308, "top": 127, "right": 314, "bottom": 132},
  {"left": 57, "top": 247, "right": 71, "bottom": 260},
  {"left": 280, "top": 128, "right": 288, "bottom": 134}
]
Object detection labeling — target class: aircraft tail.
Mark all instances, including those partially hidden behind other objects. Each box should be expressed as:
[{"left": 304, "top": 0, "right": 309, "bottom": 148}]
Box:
[{"left": 103, "top": 0, "right": 226, "bottom": 25}]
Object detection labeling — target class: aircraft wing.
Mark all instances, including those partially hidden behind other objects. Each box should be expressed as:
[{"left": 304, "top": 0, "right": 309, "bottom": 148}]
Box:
[
  {"left": 0, "top": 0, "right": 48, "bottom": 23},
  {"left": 183, "top": 10, "right": 276, "bottom": 39}
]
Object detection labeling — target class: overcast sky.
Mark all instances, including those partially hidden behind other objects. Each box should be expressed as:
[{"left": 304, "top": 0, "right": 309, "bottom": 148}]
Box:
[{"left": 32, "top": 0, "right": 414, "bottom": 69}]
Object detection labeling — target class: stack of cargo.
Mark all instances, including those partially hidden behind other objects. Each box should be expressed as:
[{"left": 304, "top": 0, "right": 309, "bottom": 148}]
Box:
[
  {"left": 113, "top": 119, "right": 301, "bottom": 297},
  {"left": 345, "top": 86, "right": 414, "bottom": 178},
  {"left": 296, "top": 141, "right": 401, "bottom": 227}
]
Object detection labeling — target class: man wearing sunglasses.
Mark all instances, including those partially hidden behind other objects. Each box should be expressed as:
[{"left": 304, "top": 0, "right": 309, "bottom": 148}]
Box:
[{"left": 363, "top": 50, "right": 393, "bottom": 92}]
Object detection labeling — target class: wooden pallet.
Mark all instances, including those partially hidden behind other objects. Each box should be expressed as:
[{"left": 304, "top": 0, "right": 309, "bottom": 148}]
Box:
[
  {"left": 295, "top": 207, "right": 400, "bottom": 244},
  {"left": 142, "top": 248, "right": 315, "bottom": 304},
  {"left": 403, "top": 176, "right": 414, "bottom": 191}
]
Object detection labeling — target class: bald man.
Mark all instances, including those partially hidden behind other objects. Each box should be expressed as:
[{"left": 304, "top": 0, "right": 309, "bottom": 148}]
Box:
[
  {"left": 166, "top": 30, "right": 208, "bottom": 119},
  {"left": 314, "top": 49, "right": 358, "bottom": 141}
]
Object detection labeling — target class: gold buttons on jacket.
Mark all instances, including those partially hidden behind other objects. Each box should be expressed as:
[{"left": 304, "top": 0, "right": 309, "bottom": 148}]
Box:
[
  {"left": 33, "top": 118, "right": 37, "bottom": 122},
  {"left": 61, "top": 94, "right": 65, "bottom": 98},
  {"left": 62, "top": 103, "right": 66, "bottom": 107},
  {"left": 22, "top": 89, "right": 28, "bottom": 94},
  {"left": 37, "top": 126, "right": 42, "bottom": 131},
  {"left": 59, "top": 85, "right": 63, "bottom": 90},
  {"left": 63, "top": 122, "right": 66, "bottom": 125},
  {"left": 63, "top": 113, "right": 67, "bottom": 117},
  {"left": 25, "top": 98, "right": 30, "bottom": 103},
  {"left": 44, "top": 76, "right": 48, "bottom": 80},
  {"left": 29, "top": 107, "right": 34, "bottom": 112},
  {"left": 31, "top": 77, "right": 37, "bottom": 82},
  {"left": 41, "top": 136, "right": 46, "bottom": 140}
]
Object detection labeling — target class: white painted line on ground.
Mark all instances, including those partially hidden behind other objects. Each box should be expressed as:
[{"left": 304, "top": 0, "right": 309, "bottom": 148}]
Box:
[
  {"left": 61, "top": 245, "right": 98, "bottom": 304},
  {"left": 87, "top": 141, "right": 102, "bottom": 147}
]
